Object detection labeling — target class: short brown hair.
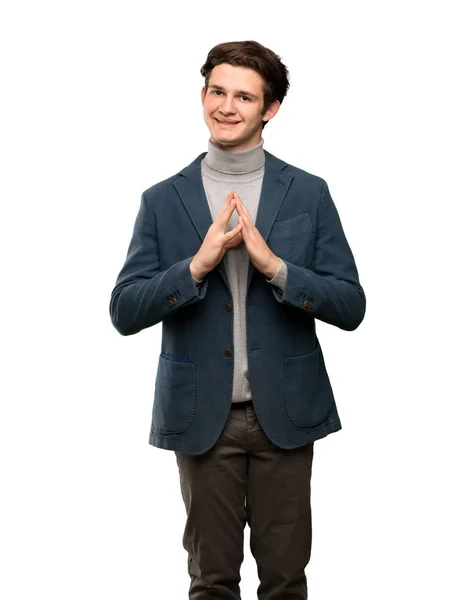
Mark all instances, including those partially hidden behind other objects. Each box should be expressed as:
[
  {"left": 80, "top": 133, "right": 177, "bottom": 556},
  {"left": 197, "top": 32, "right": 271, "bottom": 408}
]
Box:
[{"left": 200, "top": 40, "right": 290, "bottom": 129}]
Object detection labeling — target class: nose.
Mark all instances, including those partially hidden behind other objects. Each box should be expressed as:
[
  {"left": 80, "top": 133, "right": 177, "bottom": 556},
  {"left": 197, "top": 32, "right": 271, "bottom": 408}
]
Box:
[{"left": 219, "top": 94, "right": 237, "bottom": 116}]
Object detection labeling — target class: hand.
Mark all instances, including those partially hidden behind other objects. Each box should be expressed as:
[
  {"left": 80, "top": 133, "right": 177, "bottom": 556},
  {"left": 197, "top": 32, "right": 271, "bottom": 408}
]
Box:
[
  {"left": 190, "top": 190, "right": 243, "bottom": 279},
  {"left": 233, "top": 192, "right": 281, "bottom": 278}
]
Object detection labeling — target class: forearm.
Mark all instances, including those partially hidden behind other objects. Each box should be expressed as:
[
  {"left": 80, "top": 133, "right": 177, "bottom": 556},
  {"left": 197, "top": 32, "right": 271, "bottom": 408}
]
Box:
[
  {"left": 270, "top": 259, "right": 366, "bottom": 331},
  {"left": 266, "top": 179, "right": 366, "bottom": 331},
  {"left": 189, "top": 255, "right": 209, "bottom": 281},
  {"left": 265, "top": 257, "right": 287, "bottom": 294},
  {"left": 110, "top": 256, "right": 208, "bottom": 335}
]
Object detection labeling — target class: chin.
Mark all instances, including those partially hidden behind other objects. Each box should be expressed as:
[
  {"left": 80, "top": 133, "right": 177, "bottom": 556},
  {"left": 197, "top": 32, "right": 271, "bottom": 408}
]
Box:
[{"left": 211, "top": 135, "right": 238, "bottom": 147}]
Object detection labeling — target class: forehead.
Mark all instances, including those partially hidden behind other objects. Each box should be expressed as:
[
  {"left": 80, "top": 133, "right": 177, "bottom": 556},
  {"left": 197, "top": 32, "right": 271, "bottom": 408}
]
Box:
[{"left": 208, "top": 63, "right": 264, "bottom": 96}]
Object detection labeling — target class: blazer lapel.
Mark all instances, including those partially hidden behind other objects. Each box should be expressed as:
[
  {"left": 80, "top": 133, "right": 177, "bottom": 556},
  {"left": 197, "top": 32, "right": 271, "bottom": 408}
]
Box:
[
  {"left": 246, "top": 151, "right": 293, "bottom": 293},
  {"left": 173, "top": 149, "right": 293, "bottom": 295},
  {"left": 173, "top": 152, "right": 228, "bottom": 282}
]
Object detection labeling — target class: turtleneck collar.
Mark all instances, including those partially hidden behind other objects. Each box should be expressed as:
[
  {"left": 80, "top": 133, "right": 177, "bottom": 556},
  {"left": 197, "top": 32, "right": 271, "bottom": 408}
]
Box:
[{"left": 203, "top": 138, "right": 265, "bottom": 175}]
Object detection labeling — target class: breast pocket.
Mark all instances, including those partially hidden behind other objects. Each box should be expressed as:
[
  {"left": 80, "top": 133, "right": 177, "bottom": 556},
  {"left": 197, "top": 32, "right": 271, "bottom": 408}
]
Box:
[{"left": 268, "top": 212, "right": 314, "bottom": 266}]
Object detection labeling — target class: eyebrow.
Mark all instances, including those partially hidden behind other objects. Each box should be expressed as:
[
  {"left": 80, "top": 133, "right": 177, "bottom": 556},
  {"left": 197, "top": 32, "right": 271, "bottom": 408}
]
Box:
[{"left": 208, "top": 84, "right": 259, "bottom": 100}]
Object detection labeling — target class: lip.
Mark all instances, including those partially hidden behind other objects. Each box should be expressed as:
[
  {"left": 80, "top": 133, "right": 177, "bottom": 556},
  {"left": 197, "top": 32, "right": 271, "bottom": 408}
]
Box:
[{"left": 214, "top": 118, "right": 241, "bottom": 127}]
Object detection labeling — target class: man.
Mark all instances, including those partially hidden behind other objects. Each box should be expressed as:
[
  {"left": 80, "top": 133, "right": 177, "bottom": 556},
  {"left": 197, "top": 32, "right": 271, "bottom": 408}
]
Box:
[{"left": 110, "top": 40, "right": 365, "bottom": 600}]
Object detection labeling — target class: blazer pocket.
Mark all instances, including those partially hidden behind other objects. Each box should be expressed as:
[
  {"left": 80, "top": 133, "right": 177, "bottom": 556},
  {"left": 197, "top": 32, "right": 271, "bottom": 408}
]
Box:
[
  {"left": 269, "top": 212, "right": 314, "bottom": 266},
  {"left": 284, "top": 345, "right": 333, "bottom": 428},
  {"left": 160, "top": 352, "right": 192, "bottom": 363},
  {"left": 152, "top": 353, "right": 196, "bottom": 434}
]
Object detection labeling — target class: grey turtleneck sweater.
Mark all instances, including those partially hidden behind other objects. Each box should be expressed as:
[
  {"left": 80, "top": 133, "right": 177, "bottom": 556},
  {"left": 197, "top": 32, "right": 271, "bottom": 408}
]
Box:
[{"left": 192, "top": 138, "right": 288, "bottom": 404}]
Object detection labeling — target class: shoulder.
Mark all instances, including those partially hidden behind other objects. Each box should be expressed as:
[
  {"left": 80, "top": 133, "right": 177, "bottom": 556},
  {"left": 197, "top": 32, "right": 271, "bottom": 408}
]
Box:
[
  {"left": 142, "top": 173, "right": 179, "bottom": 203},
  {"left": 264, "top": 149, "right": 327, "bottom": 193},
  {"left": 141, "top": 152, "right": 206, "bottom": 206}
]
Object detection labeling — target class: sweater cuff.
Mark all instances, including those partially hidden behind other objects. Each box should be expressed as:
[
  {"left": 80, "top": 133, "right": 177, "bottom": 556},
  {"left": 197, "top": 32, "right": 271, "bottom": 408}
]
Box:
[
  {"left": 265, "top": 259, "right": 288, "bottom": 294},
  {"left": 191, "top": 275, "right": 203, "bottom": 286}
]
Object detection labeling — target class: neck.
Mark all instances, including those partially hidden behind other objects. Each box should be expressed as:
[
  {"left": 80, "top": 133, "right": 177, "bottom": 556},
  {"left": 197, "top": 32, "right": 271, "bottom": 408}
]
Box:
[{"left": 204, "top": 138, "right": 265, "bottom": 175}]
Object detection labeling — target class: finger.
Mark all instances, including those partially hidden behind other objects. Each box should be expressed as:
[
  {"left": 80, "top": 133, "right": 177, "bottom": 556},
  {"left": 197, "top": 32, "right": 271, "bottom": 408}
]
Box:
[
  {"left": 233, "top": 196, "right": 243, "bottom": 216},
  {"left": 221, "top": 198, "right": 237, "bottom": 226},
  {"left": 224, "top": 223, "right": 243, "bottom": 241},
  {"left": 234, "top": 192, "right": 252, "bottom": 219},
  {"left": 235, "top": 203, "right": 254, "bottom": 233},
  {"left": 216, "top": 201, "right": 236, "bottom": 231},
  {"left": 234, "top": 191, "right": 249, "bottom": 212},
  {"left": 238, "top": 214, "right": 251, "bottom": 238},
  {"left": 224, "top": 189, "right": 235, "bottom": 206},
  {"left": 221, "top": 194, "right": 240, "bottom": 225},
  {"left": 217, "top": 190, "right": 235, "bottom": 218},
  {"left": 224, "top": 233, "right": 243, "bottom": 249},
  {"left": 235, "top": 204, "right": 248, "bottom": 225},
  {"left": 237, "top": 215, "right": 247, "bottom": 235}
]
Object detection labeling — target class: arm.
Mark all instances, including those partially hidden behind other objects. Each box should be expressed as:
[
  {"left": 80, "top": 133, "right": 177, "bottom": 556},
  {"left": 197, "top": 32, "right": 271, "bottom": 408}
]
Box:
[
  {"left": 268, "top": 180, "right": 366, "bottom": 331},
  {"left": 265, "top": 258, "right": 288, "bottom": 293},
  {"left": 109, "top": 192, "right": 208, "bottom": 336}
]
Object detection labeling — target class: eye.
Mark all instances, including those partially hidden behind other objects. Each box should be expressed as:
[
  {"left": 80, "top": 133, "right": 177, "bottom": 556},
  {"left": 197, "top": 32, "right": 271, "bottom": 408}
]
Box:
[
  {"left": 240, "top": 96, "right": 250, "bottom": 101},
  {"left": 212, "top": 90, "right": 223, "bottom": 95}
]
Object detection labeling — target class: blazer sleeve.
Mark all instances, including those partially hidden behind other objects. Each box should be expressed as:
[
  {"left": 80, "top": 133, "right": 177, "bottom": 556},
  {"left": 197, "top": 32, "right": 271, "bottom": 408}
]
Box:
[
  {"left": 270, "top": 180, "right": 366, "bottom": 331},
  {"left": 109, "top": 192, "right": 208, "bottom": 336}
]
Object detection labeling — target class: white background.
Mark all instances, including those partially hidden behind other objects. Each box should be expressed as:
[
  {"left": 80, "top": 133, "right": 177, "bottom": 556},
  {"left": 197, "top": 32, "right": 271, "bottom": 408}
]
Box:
[{"left": 1, "top": 1, "right": 449, "bottom": 598}]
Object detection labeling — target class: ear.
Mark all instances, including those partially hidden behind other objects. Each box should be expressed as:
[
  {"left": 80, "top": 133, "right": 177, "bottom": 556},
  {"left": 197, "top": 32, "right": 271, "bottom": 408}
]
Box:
[
  {"left": 262, "top": 99, "right": 281, "bottom": 123},
  {"left": 201, "top": 86, "right": 207, "bottom": 106}
]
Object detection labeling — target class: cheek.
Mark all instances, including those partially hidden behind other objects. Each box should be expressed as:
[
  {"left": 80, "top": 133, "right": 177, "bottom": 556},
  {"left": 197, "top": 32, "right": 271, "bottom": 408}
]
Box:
[
  {"left": 204, "top": 98, "right": 219, "bottom": 114},
  {"left": 243, "top": 108, "right": 260, "bottom": 122}
]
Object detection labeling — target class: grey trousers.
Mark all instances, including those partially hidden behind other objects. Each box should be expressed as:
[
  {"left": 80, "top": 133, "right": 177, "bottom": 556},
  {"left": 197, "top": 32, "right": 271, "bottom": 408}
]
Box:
[{"left": 175, "top": 400, "right": 314, "bottom": 599}]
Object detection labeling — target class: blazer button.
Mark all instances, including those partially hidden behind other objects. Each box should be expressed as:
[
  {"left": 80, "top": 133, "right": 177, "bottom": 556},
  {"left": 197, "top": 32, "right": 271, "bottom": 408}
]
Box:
[
  {"left": 303, "top": 300, "right": 313, "bottom": 309},
  {"left": 225, "top": 303, "right": 232, "bottom": 312},
  {"left": 168, "top": 297, "right": 177, "bottom": 306},
  {"left": 224, "top": 348, "right": 233, "bottom": 357}
]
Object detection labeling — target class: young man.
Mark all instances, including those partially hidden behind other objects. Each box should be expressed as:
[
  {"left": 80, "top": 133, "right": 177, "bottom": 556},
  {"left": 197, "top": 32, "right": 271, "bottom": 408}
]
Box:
[{"left": 110, "top": 40, "right": 365, "bottom": 600}]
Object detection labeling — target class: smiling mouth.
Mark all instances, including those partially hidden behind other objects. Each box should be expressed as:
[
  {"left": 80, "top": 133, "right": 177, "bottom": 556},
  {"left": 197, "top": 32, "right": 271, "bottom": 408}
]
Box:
[{"left": 214, "top": 118, "right": 240, "bottom": 126}]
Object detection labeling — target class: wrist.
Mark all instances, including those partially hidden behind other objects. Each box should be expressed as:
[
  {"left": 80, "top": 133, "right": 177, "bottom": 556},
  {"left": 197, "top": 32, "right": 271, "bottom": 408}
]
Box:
[
  {"left": 264, "top": 256, "right": 282, "bottom": 280},
  {"left": 190, "top": 256, "right": 207, "bottom": 280}
]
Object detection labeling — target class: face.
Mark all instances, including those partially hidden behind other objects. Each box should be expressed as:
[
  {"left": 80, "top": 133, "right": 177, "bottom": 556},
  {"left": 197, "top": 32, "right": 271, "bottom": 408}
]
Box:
[{"left": 201, "top": 63, "right": 280, "bottom": 152}]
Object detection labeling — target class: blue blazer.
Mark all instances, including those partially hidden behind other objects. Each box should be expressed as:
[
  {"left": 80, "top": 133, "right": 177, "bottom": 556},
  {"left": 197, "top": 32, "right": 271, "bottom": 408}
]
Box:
[{"left": 110, "top": 150, "right": 366, "bottom": 455}]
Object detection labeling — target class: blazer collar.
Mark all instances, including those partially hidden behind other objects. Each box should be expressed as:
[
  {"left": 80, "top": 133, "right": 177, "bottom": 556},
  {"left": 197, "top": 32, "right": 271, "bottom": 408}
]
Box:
[{"left": 173, "top": 150, "right": 293, "bottom": 294}]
